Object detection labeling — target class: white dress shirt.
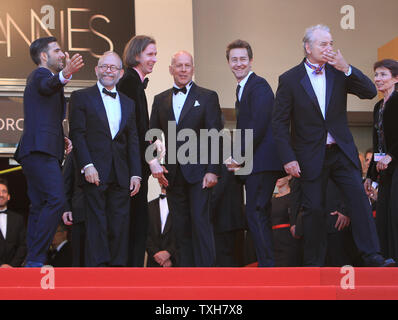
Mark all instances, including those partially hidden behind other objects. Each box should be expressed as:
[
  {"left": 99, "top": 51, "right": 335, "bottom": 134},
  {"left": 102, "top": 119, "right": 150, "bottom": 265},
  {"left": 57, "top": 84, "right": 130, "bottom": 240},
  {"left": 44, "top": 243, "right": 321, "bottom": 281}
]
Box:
[
  {"left": 0, "top": 208, "right": 7, "bottom": 239},
  {"left": 237, "top": 71, "right": 253, "bottom": 101},
  {"left": 81, "top": 82, "right": 121, "bottom": 173},
  {"left": 97, "top": 81, "right": 121, "bottom": 139},
  {"left": 304, "top": 60, "right": 336, "bottom": 145},
  {"left": 172, "top": 82, "right": 193, "bottom": 124},
  {"left": 159, "top": 197, "right": 169, "bottom": 234}
]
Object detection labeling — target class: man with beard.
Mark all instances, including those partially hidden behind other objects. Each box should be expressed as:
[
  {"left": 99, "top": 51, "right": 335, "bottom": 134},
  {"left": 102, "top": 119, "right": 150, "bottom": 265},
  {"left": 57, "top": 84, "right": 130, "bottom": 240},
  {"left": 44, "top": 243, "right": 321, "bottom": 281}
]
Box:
[
  {"left": 14, "top": 37, "right": 83, "bottom": 267},
  {"left": 0, "top": 178, "right": 27, "bottom": 268},
  {"left": 69, "top": 51, "right": 141, "bottom": 267}
]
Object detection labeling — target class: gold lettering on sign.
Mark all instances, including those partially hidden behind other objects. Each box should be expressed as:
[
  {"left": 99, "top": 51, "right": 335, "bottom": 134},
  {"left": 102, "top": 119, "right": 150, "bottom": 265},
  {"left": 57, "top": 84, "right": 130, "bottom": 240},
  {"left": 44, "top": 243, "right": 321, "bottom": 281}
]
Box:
[
  {"left": 31, "top": 9, "right": 53, "bottom": 42},
  {"left": 0, "top": 8, "right": 114, "bottom": 58},
  {"left": 6, "top": 14, "right": 31, "bottom": 57},
  {"left": 89, "top": 14, "right": 113, "bottom": 58},
  {"left": 68, "top": 8, "right": 90, "bottom": 52}
]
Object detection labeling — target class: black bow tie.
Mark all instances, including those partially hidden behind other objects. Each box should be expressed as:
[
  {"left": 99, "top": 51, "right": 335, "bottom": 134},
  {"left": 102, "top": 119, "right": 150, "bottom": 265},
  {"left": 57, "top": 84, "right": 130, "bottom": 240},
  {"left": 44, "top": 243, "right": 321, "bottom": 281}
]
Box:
[
  {"left": 102, "top": 88, "right": 117, "bottom": 98},
  {"left": 159, "top": 194, "right": 167, "bottom": 199},
  {"left": 143, "top": 78, "right": 149, "bottom": 89},
  {"left": 0, "top": 210, "right": 7, "bottom": 214},
  {"left": 173, "top": 86, "right": 187, "bottom": 95}
]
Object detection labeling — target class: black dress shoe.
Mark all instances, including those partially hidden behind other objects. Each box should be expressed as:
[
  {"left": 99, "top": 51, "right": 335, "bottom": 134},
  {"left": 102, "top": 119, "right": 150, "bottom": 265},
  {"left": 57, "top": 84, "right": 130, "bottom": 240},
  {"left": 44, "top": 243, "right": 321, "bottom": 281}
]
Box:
[{"left": 363, "top": 254, "right": 396, "bottom": 267}]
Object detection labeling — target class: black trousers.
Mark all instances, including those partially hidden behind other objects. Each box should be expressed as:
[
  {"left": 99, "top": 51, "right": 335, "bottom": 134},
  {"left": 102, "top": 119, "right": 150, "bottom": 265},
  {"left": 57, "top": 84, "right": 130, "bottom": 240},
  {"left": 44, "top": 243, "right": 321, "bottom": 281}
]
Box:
[
  {"left": 128, "top": 177, "right": 148, "bottom": 267},
  {"left": 83, "top": 166, "right": 130, "bottom": 267},
  {"left": 71, "top": 221, "right": 86, "bottom": 267},
  {"left": 244, "top": 171, "right": 281, "bottom": 267},
  {"left": 300, "top": 145, "right": 380, "bottom": 266},
  {"left": 215, "top": 230, "right": 245, "bottom": 267},
  {"left": 376, "top": 166, "right": 398, "bottom": 261},
  {"left": 21, "top": 152, "right": 65, "bottom": 264},
  {"left": 167, "top": 166, "right": 216, "bottom": 267}
]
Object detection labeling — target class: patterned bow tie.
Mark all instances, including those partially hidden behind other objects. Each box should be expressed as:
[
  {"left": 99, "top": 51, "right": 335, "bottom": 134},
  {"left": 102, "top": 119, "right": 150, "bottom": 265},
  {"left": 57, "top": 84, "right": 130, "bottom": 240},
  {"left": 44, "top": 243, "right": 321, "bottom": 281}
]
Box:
[
  {"left": 102, "top": 88, "right": 117, "bottom": 98},
  {"left": 173, "top": 86, "right": 187, "bottom": 95},
  {"left": 305, "top": 60, "right": 325, "bottom": 75}
]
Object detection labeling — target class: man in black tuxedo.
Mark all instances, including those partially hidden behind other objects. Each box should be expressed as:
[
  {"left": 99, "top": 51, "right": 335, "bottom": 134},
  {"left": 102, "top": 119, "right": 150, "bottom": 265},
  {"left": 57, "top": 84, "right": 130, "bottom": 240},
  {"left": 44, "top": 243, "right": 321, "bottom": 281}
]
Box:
[
  {"left": 225, "top": 40, "right": 284, "bottom": 267},
  {"left": 69, "top": 51, "right": 141, "bottom": 267},
  {"left": 47, "top": 224, "right": 72, "bottom": 267},
  {"left": 117, "top": 35, "right": 158, "bottom": 267},
  {"left": 146, "top": 185, "right": 175, "bottom": 267},
  {"left": 14, "top": 37, "right": 83, "bottom": 267},
  {"left": 272, "top": 24, "right": 394, "bottom": 267},
  {"left": 0, "top": 179, "right": 26, "bottom": 268},
  {"left": 150, "top": 51, "right": 223, "bottom": 267}
]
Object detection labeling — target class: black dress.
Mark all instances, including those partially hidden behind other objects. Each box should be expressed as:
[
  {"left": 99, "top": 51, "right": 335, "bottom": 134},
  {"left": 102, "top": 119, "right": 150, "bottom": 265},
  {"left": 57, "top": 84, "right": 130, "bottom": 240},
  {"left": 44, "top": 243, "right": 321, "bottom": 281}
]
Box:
[
  {"left": 367, "top": 90, "right": 398, "bottom": 261},
  {"left": 271, "top": 193, "right": 302, "bottom": 266}
]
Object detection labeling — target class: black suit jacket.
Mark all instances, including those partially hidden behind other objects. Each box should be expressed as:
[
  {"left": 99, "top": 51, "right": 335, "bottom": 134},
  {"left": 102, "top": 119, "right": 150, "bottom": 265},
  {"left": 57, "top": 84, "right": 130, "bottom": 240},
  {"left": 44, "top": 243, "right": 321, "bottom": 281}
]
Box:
[
  {"left": 0, "top": 211, "right": 27, "bottom": 266},
  {"left": 15, "top": 67, "right": 66, "bottom": 162},
  {"left": 273, "top": 60, "right": 377, "bottom": 180},
  {"left": 63, "top": 152, "right": 85, "bottom": 223},
  {"left": 211, "top": 165, "right": 246, "bottom": 233},
  {"left": 368, "top": 90, "right": 398, "bottom": 180},
  {"left": 69, "top": 84, "right": 141, "bottom": 188},
  {"left": 146, "top": 197, "right": 176, "bottom": 267},
  {"left": 117, "top": 68, "right": 151, "bottom": 178},
  {"left": 236, "top": 73, "right": 282, "bottom": 173},
  {"left": 150, "top": 82, "right": 223, "bottom": 186}
]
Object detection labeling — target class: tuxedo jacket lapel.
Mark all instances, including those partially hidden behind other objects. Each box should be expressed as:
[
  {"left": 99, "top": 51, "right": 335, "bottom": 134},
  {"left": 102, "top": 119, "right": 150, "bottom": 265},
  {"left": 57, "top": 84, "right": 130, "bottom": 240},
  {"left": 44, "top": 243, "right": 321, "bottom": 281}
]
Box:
[
  {"left": 177, "top": 83, "right": 196, "bottom": 126},
  {"left": 163, "top": 209, "right": 172, "bottom": 235},
  {"left": 0, "top": 213, "right": 14, "bottom": 240},
  {"left": 115, "top": 93, "right": 129, "bottom": 139},
  {"left": 89, "top": 86, "right": 112, "bottom": 139},
  {"left": 154, "top": 199, "right": 162, "bottom": 234},
  {"left": 325, "top": 65, "right": 335, "bottom": 116},
  {"left": 0, "top": 224, "right": 4, "bottom": 240},
  {"left": 299, "top": 63, "right": 323, "bottom": 119},
  {"left": 240, "top": 72, "right": 256, "bottom": 103},
  {"left": 165, "top": 90, "right": 175, "bottom": 122},
  {"left": 61, "top": 88, "right": 67, "bottom": 120}
]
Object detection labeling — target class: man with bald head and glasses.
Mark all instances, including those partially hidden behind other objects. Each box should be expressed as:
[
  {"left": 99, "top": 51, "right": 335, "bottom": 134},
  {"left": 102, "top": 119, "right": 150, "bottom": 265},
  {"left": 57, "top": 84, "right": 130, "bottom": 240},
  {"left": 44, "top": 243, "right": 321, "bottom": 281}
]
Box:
[{"left": 69, "top": 51, "right": 141, "bottom": 267}]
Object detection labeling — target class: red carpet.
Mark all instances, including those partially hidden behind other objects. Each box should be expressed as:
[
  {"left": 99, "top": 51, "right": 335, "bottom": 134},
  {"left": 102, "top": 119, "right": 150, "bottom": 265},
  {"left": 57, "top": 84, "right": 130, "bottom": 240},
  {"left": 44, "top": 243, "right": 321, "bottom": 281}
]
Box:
[{"left": 0, "top": 267, "right": 397, "bottom": 300}]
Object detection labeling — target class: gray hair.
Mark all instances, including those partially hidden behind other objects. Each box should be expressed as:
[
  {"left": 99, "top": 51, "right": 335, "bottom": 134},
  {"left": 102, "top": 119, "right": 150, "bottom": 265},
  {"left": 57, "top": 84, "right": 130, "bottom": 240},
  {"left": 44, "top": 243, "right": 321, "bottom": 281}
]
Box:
[{"left": 302, "top": 24, "right": 330, "bottom": 56}]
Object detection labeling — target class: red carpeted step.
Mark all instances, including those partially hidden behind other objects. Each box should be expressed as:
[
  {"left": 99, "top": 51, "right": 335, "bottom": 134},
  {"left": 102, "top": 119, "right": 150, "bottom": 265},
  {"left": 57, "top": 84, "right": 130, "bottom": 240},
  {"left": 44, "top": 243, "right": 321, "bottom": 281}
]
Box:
[
  {"left": 0, "top": 268, "right": 323, "bottom": 287},
  {"left": 1, "top": 267, "right": 397, "bottom": 300},
  {"left": 320, "top": 267, "right": 398, "bottom": 286},
  {"left": 0, "top": 286, "right": 338, "bottom": 300}
]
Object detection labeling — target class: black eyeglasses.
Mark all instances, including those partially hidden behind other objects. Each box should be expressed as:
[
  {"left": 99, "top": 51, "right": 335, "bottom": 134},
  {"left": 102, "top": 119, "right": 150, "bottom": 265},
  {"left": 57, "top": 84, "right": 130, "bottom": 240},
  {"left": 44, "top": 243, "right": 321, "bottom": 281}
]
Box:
[{"left": 98, "top": 64, "right": 122, "bottom": 72}]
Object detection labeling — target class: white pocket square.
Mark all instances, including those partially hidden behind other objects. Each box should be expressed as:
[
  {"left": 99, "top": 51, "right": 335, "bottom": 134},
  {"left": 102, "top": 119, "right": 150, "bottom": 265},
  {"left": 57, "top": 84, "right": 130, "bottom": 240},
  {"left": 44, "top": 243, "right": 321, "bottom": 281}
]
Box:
[{"left": 194, "top": 100, "right": 200, "bottom": 107}]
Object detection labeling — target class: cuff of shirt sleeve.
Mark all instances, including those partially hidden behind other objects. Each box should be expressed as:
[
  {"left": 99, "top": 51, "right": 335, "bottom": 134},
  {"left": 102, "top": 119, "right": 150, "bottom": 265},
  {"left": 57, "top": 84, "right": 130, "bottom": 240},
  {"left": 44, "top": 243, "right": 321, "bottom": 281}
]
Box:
[
  {"left": 131, "top": 176, "right": 142, "bottom": 180},
  {"left": 81, "top": 163, "right": 94, "bottom": 174},
  {"left": 59, "top": 72, "right": 72, "bottom": 84},
  {"left": 344, "top": 65, "right": 352, "bottom": 76}
]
